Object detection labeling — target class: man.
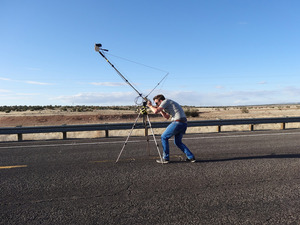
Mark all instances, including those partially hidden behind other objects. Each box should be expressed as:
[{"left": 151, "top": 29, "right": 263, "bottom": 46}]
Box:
[{"left": 147, "top": 94, "right": 196, "bottom": 163}]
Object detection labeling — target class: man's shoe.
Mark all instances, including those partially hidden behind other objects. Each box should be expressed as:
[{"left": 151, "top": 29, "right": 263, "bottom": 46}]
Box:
[
  {"left": 156, "top": 158, "right": 169, "bottom": 164},
  {"left": 186, "top": 157, "right": 196, "bottom": 163}
]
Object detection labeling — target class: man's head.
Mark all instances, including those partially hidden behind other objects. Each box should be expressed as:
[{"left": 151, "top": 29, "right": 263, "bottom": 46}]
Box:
[{"left": 153, "top": 94, "right": 165, "bottom": 106}]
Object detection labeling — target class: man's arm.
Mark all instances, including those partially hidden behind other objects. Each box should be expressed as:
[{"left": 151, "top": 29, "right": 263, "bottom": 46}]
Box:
[
  {"left": 159, "top": 110, "right": 170, "bottom": 119},
  {"left": 147, "top": 101, "right": 170, "bottom": 119}
]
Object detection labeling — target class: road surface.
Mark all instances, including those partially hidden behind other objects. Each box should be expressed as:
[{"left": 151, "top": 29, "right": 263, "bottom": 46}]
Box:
[{"left": 1, "top": 129, "right": 300, "bottom": 224}]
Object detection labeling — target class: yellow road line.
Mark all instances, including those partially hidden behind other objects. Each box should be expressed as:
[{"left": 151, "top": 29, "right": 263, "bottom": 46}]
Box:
[{"left": 0, "top": 165, "right": 28, "bottom": 169}]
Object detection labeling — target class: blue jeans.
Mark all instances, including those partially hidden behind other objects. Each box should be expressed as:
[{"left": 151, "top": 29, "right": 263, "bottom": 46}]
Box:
[{"left": 161, "top": 121, "right": 194, "bottom": 160}]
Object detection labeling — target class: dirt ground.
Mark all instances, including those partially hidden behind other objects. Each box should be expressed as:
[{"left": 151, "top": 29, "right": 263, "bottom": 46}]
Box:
[
  {"left": 1, "top": 104, "right": 300, "bottom": 142},
  {"left": 1, "top": 104, "right": 300, "bottom": 127}
]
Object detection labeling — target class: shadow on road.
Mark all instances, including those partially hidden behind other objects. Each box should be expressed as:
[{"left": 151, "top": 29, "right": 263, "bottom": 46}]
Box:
[{"left": 197, "top": 153, "right": 300, "bottom": 163}]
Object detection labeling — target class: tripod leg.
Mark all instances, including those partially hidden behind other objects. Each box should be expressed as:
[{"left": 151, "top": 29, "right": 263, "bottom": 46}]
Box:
[
  {"left": 146, "top": 114, "right": 163, "bottom": 161},
  {"left": 116, "top": 112, "right": 141, "bottom": 163},
  {"left": 143, "top": 114, "right": 150, "bottom": 156}
]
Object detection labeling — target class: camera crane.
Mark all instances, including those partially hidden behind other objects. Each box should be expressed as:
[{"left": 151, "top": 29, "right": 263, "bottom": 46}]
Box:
[
  {"left": 95, "top": 43, "right": 166, "bottom": 163},
  {"left": 95, "top": 44, "right": 145, "bottom": 101}
]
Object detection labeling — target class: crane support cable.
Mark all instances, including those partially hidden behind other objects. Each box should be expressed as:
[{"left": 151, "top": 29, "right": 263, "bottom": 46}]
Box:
[
  {"left": 95, "top": 43, "right": 169, "bottom": 103},
  {"left": 95, "top": 45, "right": 142, "bottom": 98}
]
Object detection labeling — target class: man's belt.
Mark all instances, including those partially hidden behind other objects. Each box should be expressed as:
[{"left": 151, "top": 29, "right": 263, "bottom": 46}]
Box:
[{"left": 175, "top": 119, "right": 187, "bottom": 123}]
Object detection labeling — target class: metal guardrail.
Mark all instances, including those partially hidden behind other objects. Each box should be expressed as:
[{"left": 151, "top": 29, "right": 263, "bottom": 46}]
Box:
[{"left": 1, "top": 117, "right": 300, "bottom": 141}]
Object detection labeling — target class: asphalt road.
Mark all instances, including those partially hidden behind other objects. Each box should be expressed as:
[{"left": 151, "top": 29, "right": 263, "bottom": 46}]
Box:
[{"left": 1, "top": 129, "right": 300, "bottom": 224}]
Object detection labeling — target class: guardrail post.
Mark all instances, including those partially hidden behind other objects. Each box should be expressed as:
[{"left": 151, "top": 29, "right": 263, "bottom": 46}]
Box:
[
  {"left": 17, "top": 133, "right": 23, "bottom": 142},
  {"left": 250, "top": 124, "right": 254, "bottom": 131},
  {"left": 105, "top": 123, "right": 109, "bottom": 137},
  {"left": 62, "top": 124, "right": 67, "bottom": 139},
  {"left": 217, "top": 125, "right": 221, "bottom": 133},
  {"left": 16, "top": 126, "right": 23, "bottom": 141},
  {"left": 281, "top": 123, "right": 286, "bottom": 130}
]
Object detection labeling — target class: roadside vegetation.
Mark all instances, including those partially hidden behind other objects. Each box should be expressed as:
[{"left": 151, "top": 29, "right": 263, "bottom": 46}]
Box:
[
  {"left": 0, "top": 105, "right": 201, "bottom": 118},
  {"left": 184, "top": 108, "right": 200, "bottom": 117},
  {"left": 0, "top": 105, "right": 137, "bottom": 113}
]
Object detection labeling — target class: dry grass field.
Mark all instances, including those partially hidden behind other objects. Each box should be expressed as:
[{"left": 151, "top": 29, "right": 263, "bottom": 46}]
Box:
[{"left": 1, "top": 104, "right": 300, "bottom": 141}]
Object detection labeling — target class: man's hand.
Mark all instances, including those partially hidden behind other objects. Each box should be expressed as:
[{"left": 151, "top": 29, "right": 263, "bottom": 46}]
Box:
[{"left": 147, "top": 100, "right": 152, "bottom": 107}]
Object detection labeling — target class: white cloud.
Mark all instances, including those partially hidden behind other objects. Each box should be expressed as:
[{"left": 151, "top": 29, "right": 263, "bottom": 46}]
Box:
[
  {"left": 0, "top": 93, "right": 39, "bottom": 101},
  {"left": 53, "top": 88, "right": 292, "bottom": 106},
  {"left": 0, "top": 89, "right": 11, "bottom": 93},
  {"left": 25, "top": 67, "right": 41, "bottom": 71},
  {"left": 215, "top": 85, "right": 224, "bottom": 89},
  {"left": 15, "top": 93, "right": 40, "bottom": 96},
  {"left": 54, "top": 92, "right": 138, "bottom": 105},
  {"left": 0, "top": 77, "right": 53, "bottom": 85},
  {"left": 283, "top": 86, "right": 300, "bottom": 96},
  {"left": 152, "top": 87, "right": 300, "bottom": 106},
  {"left": 0, "top": 77, "right": 11, "bottom": 81},
  {"left": 5, "top": 85, "right": 298, "bottom": 106},
  {"left": 90, "top": 82, "right": 127, "bottom": 87},
  {"left": 258, "top": 81, "right": 267, "bottom": 85},
  {"left": 25, "top": 81, "right": 53, "bottom": 85}
]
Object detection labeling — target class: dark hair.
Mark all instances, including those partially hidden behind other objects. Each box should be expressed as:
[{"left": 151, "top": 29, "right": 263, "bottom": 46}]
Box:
[{"left": 153, "top": 94, "right": 165, "bottom": 101}]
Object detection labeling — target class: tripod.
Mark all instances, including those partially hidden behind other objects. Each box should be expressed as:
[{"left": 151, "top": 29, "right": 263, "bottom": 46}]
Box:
[
  {"left": 116, "top": 102, "right": 163, "bottom": 163},
  {"left": 94, "top": 43, "right": 166, "bottom": 163}
]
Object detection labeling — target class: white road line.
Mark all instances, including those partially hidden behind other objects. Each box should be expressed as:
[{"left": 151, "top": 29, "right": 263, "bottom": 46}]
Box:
[
  {"left": 185, "top": 131, "right": 300, "bottom": 140},
  {"left": 0, "top": 140, "right": 146, "bottom": 149},
  {"left": 0, "top": 131, "right": 299, "bottom": 149}
]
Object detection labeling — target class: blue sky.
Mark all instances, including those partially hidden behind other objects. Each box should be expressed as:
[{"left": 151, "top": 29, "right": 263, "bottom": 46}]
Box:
[{"left": 1, "top": 0, "right": 300, "bottom": 106}]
